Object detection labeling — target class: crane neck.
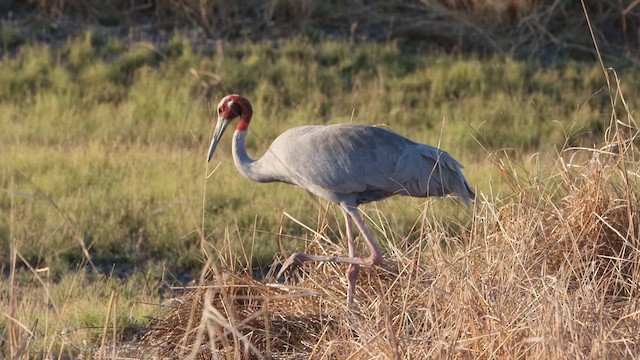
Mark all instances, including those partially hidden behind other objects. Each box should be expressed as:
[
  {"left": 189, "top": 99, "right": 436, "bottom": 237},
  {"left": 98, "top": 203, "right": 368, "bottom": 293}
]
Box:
[{"left": 232, "top": 129, "right": 272, "bottom": 183}]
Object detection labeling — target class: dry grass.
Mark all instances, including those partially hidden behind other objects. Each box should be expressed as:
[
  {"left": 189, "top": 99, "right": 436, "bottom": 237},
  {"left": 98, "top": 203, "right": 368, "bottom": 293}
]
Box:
[
  {"left": 17, "top": 0, "right": 640, "bottom": 58},
  {"left": 139, "top": 125, "right": 639, "bottom": 359}
]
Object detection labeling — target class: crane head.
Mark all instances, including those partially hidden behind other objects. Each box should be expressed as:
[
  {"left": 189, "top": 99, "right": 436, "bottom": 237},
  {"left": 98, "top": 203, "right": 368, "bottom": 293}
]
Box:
[{"left": 207, "top": 94, "right": 253, "bottom": 162}]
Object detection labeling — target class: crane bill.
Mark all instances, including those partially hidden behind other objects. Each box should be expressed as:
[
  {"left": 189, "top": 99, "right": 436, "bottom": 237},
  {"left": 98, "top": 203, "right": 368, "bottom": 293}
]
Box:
[{"left": 207, "top": 117, "right": 230, "bottom": 162}]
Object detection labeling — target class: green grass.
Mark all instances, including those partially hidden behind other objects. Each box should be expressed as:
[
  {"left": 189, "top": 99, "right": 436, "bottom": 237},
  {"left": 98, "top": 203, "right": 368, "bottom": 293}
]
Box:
[
  {"left": 3, "top": 266, "right": 160, "bottom": 356},
  {"left": 1, "top": 32, "right": 639, "bottom": 356}
]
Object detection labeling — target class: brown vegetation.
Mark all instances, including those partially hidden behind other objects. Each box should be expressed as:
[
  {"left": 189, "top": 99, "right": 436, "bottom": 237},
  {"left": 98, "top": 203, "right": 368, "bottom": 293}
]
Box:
[
  {"left": 141, "top": 116, "right": 639, "bottom": 359},
  {"left": 6, "top": 0, "right": 639, "bottom": 58}
]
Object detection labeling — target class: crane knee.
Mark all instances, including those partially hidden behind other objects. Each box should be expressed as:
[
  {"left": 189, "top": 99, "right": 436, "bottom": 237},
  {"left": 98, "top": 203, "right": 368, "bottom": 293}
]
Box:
[{"left": 368, "top": 254, "right": 384, "bottom": 266}]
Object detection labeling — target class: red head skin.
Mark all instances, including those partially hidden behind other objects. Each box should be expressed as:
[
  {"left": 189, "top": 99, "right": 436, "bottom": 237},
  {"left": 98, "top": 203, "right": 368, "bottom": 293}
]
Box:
[{"left": 218, "top": 94, "right": 253, "bottom": 131}]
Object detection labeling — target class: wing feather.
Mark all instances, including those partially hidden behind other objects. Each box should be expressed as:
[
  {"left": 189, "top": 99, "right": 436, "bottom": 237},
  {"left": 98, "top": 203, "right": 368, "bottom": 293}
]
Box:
[{"left": 258, "top": 124, "right": 474, "bottom": 206}]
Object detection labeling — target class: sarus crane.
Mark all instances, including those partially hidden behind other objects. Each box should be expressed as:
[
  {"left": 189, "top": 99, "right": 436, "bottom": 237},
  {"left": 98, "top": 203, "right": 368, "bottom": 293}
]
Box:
[{"left": 207, "top": 94, "right": 475, "bottom": 307}]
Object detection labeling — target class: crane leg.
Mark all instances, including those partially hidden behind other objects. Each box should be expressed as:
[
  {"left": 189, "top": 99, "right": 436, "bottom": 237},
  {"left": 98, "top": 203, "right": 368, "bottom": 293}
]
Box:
[
  {"left": 342, "top": 207, "right": 359, "bottom": 307},
  {"left": 276, "top": 204, "right": 383, "bottom": 307},
  {"left": 342, "top": 204, "right": 384, "bottom": 266}
]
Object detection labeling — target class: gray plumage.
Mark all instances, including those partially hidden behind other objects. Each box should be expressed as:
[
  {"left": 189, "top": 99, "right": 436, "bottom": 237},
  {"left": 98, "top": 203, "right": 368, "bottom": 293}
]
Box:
[
  {"left": 207, "top": 94, "right": 475, "bottom": 307},
  {"left": 234, "top": 124, "right": 475, "bottom": 208}
]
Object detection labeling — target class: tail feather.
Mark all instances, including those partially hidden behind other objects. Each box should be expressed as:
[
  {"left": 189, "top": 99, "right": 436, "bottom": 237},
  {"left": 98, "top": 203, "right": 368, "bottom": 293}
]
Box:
[
  {"left": 427, "top": 151, "right": 475, "bottom": 208},
  {"left": 455, "top": 173, "right": 475, "bottom": 208},
  {"left": 442, "top": 165, "right": 474, "bottom": 207}
]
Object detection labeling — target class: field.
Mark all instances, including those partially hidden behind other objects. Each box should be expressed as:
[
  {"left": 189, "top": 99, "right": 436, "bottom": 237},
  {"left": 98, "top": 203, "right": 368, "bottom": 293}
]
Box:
[{"left": 1, "top": 1, "right": 640, "bottom": 359}]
